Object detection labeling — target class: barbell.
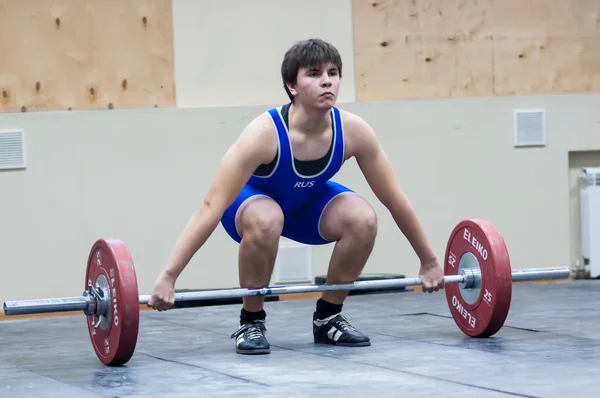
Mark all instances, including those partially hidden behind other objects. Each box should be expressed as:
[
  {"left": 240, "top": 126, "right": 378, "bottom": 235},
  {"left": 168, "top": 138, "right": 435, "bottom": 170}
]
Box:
[{"left": 2, "top": 219, "right": 570, "bottom": 367}]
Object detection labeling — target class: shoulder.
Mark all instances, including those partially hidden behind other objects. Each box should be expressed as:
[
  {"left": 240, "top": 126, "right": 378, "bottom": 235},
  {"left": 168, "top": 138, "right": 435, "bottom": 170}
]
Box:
[
  {"left": 228, "top": 109, "right": 278, "bottom": 164},
  {"left": 241, "top": 109, "right": 277, "bottom": 140},
  {"left": 338, "top": 108, "right": 374, "bottom": 135},
  {"left": 337, "top": 108, "right": 379, "bottom": 157}
]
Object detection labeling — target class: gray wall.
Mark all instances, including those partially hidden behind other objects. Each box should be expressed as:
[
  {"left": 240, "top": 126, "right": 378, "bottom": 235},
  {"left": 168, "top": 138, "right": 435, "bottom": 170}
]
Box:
[{"left": 2, "top": 93, "right": 599, "bottom": 304}]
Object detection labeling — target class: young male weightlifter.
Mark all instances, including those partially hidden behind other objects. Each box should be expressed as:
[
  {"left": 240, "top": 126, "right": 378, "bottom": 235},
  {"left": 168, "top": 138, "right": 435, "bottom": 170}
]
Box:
[{"left": 148, "top": 38, "right": 445, "bottom": 355}]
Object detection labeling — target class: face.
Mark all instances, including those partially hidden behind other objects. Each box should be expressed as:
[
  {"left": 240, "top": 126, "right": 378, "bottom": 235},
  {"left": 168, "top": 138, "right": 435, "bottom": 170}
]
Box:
[{"left": 287, "top": 63, "right": 340, "bottom": 109}]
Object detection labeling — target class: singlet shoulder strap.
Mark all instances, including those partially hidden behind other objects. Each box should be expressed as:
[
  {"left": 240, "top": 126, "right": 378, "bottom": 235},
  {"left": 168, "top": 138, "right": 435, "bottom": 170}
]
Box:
[
  {"left": 330, "top": 106, "right": 345, "bottom": 168},
  {"left": 267, "top": 106, "right": 287, "bottom": 134}
]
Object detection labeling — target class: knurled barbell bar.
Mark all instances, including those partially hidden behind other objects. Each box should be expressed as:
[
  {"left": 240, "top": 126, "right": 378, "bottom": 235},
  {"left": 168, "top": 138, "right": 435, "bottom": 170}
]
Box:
[{"left": 2, "top": 219, "right": 571, "bottom": 367}]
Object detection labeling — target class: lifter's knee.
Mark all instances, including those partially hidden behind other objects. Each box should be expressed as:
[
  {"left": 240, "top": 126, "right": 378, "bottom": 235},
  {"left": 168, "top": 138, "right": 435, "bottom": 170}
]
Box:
[
  {"left": 322, "top": 194, "right": 378, "bottom": 245},
  {"left": 341, "top": 206, "right": 378, "bottom": 245},
  {"left": 236, "top": 197, "right": 284, "bottom": 249}
]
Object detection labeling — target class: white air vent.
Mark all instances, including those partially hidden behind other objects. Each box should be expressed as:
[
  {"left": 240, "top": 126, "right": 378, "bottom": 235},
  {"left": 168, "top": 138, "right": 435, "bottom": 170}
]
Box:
[
  {"left": 513, "top": 109, "right": 546, "bottom": 147},
  {"left": 273, "top": 240, "right": 312, "bottom": 284},
  {"left": 0, "top": 129, "right": 26, "bottom": 170}
]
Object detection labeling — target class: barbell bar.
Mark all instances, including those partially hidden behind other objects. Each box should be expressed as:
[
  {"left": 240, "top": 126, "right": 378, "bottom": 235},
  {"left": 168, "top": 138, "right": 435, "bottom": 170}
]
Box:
[
  {"left": 2, "top": 266, "right": 569, "bottom": 317},
  {"left": 0, "top": 218, "right": 572, "bottom": 367}
]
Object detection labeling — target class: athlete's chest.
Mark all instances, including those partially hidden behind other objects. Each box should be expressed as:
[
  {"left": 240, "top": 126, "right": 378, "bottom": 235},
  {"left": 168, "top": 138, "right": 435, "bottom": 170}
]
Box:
[{"left": 287, "top": 129, "right": 333, "bottom": 161}]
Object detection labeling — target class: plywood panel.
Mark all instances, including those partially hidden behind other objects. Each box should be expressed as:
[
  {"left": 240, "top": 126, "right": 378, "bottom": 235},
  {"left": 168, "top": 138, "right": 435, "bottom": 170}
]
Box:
[
  {"left": 493, "top": 37, "right": 600, "bottom": 96},
  {"left": 353, "top": 0, "right": 600, "bottom": 101},
  {"left": 354, "top": 37, "right": 495, "bottom": 101},
  {"left": 0, "top": 0, "right": 175, "bottom": 113}
]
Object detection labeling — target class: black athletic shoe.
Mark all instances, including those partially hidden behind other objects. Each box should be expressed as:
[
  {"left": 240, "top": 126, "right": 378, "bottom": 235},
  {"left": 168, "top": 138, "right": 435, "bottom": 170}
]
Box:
[
  {"left": 313, "top": 312, "right": 371, "bottom": 347},
  {"left": 230, "top": 320, "right": 270, "bottom": 355}
]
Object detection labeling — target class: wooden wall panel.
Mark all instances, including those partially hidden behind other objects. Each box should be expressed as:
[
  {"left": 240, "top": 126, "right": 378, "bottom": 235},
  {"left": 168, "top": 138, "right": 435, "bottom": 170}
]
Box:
[
  {"left": 353, "top": 0, "right": 600, "bottom": 101},
  {"left": 0, "top": 0, "right": 176, "bottom": 113}
]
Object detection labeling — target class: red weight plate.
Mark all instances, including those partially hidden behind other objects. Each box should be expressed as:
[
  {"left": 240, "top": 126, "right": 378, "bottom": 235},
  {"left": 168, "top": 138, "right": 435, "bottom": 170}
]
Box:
[
  {"left": 444, "top": 219, "right": 512, "bottom": 337},
  {"left": 85, "top": 238, "right": 140, "bottom": 366}
]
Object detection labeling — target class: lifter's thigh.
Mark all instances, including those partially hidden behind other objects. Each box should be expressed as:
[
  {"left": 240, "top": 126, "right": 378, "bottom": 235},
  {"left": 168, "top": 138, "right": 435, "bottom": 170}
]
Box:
[{"left": 283, "top": 181, "right": 375, "bottom": 245}]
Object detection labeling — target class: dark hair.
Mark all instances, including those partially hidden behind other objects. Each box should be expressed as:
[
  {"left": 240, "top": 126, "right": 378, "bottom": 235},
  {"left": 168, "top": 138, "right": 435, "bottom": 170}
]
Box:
[{"left": 281, "top": 38, "right": 343, "bottom": 101}]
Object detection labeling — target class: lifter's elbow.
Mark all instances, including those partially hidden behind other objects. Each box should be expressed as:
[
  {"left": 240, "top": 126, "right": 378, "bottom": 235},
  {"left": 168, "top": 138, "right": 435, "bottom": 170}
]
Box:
[
  {"left": 199, "top": 195, "right": 227, "bottom": 222},
  {"left": 201, "top": 196, "right": 214, "bottom": 210}
]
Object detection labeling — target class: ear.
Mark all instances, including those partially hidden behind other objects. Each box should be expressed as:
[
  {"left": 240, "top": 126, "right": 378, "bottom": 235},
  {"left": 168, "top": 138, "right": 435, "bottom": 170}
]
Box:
[{"left": 285, "top": 81, "right": 297, "bottom": 96}]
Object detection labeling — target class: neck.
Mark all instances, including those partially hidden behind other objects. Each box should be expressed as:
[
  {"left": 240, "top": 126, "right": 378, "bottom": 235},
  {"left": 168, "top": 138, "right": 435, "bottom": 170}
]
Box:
[{"left": 288, "top": 102, "right": 331, "bottom": 135}]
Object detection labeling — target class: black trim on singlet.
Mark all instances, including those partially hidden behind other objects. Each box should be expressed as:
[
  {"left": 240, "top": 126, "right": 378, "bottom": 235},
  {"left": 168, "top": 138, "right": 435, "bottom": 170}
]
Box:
[{"left": 254, "top": 103, "right": 334, "bottom": 177}]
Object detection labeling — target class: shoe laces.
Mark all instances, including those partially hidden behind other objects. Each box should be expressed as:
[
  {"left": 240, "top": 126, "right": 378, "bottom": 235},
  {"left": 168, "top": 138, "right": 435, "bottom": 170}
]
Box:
[
  {"left": 231, "top": 320, "right": 266, "bottom": 340},
  {"left": 334, "top": 315, "right": 356, "bottom": 332}
]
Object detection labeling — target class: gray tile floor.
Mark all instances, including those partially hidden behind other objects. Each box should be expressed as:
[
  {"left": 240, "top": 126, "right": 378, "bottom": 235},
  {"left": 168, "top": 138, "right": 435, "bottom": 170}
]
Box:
[{"left": 1, "top": 281, "right": 599, "bottom": 397}]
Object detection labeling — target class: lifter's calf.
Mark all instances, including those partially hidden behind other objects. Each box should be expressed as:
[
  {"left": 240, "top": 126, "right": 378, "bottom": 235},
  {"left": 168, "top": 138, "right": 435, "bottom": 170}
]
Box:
[
  {"left": 320, "top": 193, "right": 378, "bottom": 308},
  {"left": 231, "top": 197, "right": 283, "bottom": 355},
  {"left": 312, "top": 193, "right": 377, "bottom": 347},
  {"left": 236, "top": 197, "right": 284, "bottom": 314}
]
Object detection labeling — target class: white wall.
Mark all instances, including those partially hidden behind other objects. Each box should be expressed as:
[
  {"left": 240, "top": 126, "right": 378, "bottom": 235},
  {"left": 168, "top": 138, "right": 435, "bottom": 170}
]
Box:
[
  {"left": 1, "top": 93, "right": 600, "bottom": 306},
  {"left": 0, "top": 106, "right": 262, "bottom": 304},
  {"left": 335, "top": 94, "right": 600, "bottom": 277},
  {"left": 171, "top": 0, "right": 356, "bottom": 108}
]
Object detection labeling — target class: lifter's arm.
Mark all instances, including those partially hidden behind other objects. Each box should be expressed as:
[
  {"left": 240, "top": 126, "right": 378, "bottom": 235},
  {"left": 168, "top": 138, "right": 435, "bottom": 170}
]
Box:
[
  {"left": 161, "top": 114, "right": 277, "bottom": 281},
  {"left": 346, "top": 114, "right": 438, "bottom": 266}
]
